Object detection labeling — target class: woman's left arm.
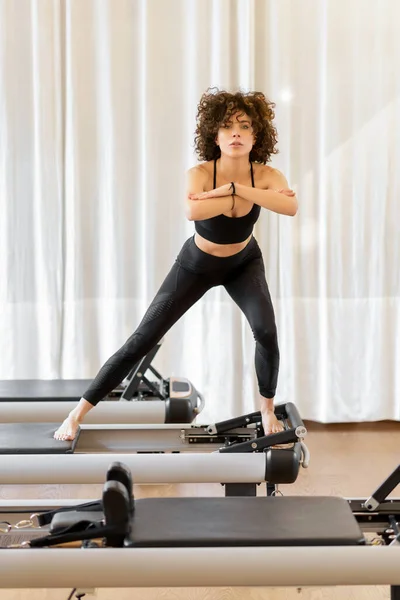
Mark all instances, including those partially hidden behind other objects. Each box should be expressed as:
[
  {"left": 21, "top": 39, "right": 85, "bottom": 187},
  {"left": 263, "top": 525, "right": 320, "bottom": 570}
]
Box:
[{"left": 235, "top": 169, "right": 298, "bottom": 216}]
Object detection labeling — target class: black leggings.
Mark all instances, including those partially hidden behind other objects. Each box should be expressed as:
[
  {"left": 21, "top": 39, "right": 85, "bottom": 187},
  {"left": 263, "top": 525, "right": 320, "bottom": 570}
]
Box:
[{"left": 83, "top": 235, "right": 280, "bottom": 406}]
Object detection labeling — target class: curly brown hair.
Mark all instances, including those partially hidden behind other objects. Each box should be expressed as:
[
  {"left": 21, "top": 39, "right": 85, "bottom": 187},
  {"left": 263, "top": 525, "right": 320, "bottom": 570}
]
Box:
[{"left": 193, "top": 87, "right": 278, "bottom": 164}]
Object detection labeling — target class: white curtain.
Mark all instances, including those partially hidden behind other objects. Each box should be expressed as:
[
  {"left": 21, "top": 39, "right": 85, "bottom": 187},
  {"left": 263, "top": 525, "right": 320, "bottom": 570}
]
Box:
[{"left": 1, "top": 0, "right": 399, "bottom": 423}]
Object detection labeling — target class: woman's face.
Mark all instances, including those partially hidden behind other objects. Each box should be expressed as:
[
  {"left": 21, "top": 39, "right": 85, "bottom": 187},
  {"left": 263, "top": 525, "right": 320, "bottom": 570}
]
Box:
[{"left": 216, "top": 111, "right": 254, "bottom": 158}]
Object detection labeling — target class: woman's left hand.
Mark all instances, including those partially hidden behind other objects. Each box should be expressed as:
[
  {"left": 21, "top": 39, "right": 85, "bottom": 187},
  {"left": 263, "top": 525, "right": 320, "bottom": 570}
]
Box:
[
  {"left": 276, "top": 188, "right": 296, "bottom": 197},
  {"left": 189, "top": 183, "right": 233, "bottom": 201}
]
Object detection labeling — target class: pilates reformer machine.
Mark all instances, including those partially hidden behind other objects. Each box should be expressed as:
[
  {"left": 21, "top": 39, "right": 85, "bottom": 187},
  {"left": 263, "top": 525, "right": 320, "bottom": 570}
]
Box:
[
  {"left": 0, "top": 402, "right": 309, "bottom": 491},
  {"left": 0, "top": 460, "right": 399, "bottom": 595},
  {"left": 0, "top": 340, "right": 204, "bottom": 424}
]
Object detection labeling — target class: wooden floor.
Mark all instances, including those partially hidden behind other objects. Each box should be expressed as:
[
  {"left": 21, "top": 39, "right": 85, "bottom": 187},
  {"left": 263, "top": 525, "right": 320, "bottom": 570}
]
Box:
[{"left": 1, "top": 420, "right": 399, "bottom": 600}]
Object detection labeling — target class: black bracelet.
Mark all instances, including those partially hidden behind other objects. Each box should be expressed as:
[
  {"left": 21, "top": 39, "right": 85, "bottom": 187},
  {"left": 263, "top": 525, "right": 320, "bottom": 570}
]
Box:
[{"left": 229, "top": 182, "right": 236, "bottom": 196}]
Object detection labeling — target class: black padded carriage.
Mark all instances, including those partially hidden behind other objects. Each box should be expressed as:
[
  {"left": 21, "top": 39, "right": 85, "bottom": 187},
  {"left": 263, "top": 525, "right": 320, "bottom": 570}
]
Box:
[
  {"left": 125, "top": 496, "right": 365, "bottom": 547},
  {"left": 0, "top": 423, "right": 80, "bottom": 454},
  {"left": 0, "top": 379, "right": 91, "bottom": 402},
  {"left": 33, "top": 495, "right": 365, "bottom": 549}
]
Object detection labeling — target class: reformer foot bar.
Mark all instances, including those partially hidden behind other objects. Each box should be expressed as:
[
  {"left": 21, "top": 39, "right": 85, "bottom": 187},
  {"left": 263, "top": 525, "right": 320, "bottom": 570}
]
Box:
[
  {"left": 0, "top": 464, "right": 398, "bottom": 593},
  {"left": 0, "top": 340, "right": 204, "bottom": 424},
  {"left": 0, "top": 403, "right": 309, "bottom": 489}
]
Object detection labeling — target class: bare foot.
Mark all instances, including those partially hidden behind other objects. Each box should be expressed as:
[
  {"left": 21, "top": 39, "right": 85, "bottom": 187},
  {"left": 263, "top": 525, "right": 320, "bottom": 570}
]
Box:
[
  {"left": 54, "top": 414, "right": 80, "bottom": 441},
  {"left": 261, "top": 411, "right": 292, "bottom": 448},
  {"left": 261, "top": 410, "right": 284, "bottom": 435}
]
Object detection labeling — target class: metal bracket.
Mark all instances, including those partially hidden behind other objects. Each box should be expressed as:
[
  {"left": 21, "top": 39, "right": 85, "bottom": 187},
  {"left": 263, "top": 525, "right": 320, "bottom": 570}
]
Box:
[
  {"left": 364, "top": 465, "right": 400, "bottom": 511},
  {"left": 218, "top": 427, "right": 301, "bottom": 453}
]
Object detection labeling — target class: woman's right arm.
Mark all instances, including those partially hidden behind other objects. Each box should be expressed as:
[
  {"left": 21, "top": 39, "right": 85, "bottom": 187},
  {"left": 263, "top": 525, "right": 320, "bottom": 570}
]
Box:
[{"left": 185, "top": 166, "right": 233, "bottom": 221}]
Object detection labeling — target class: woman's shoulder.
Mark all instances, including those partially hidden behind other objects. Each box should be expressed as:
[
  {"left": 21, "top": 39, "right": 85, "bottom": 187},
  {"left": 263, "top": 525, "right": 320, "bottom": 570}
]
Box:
[
  {"left": 187, "top": 161, "right": 213, "bottom": 174},
  {"left": 254, "top": 162, "right": 278, "bottom": 176},
  {"left": 187, "top": 161, "right": 214, "bottom": 181},
  {"left": 255, "top": 163, "right": 287, "bottom": 187},
  {"left": 186, "top": 162, "right": 213, "bottom": 189}
]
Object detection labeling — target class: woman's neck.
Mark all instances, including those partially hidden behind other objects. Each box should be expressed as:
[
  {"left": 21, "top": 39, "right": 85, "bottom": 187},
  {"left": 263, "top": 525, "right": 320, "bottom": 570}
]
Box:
[{"left": 217, "top": 155, "right": 251, "bottom": 183}]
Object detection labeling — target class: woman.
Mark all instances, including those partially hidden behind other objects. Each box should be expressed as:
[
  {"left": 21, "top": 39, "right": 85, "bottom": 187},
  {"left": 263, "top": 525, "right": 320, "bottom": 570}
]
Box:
[{"left": 54, "top": 88, "right": 297, "bottom": 441}]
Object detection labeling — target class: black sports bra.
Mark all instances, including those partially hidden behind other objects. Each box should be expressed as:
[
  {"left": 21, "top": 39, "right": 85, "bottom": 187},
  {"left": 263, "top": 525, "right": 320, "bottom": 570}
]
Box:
[{"left": 194, "top": 159, "right": 261, "bottom": 245}]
